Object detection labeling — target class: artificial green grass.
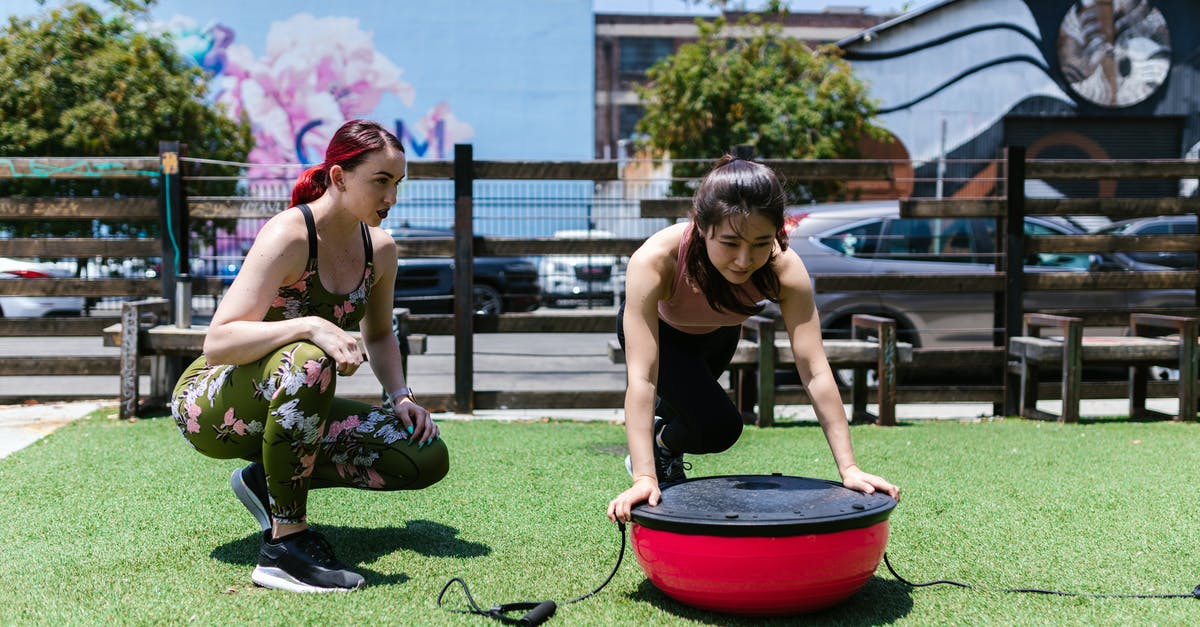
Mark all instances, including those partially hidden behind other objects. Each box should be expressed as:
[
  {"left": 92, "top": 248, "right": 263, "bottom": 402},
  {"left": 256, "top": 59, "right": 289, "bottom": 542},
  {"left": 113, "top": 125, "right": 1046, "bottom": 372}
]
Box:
[{"left": 2, "top": 412, "right": 1198, "bottom": 625}]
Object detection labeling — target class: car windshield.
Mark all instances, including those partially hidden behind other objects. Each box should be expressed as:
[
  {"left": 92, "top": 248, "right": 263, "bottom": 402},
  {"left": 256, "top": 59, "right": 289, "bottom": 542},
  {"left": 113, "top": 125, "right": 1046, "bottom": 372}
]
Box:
[{"left": 818, "top": 217, "right": 991, "bottom": 264}]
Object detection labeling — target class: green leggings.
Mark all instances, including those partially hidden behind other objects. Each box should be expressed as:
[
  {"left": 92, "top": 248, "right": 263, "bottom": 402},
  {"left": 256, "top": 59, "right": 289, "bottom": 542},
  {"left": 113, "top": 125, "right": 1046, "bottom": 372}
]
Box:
[{"left": 170, "top": 341, "right": 449, "bottom": 524}]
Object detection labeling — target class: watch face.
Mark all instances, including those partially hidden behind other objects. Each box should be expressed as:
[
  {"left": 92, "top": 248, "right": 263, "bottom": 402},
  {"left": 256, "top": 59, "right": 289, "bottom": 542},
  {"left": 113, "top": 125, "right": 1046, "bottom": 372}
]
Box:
[{"left": 1057, "top": 0, "right": 1171, "bottom": 108}]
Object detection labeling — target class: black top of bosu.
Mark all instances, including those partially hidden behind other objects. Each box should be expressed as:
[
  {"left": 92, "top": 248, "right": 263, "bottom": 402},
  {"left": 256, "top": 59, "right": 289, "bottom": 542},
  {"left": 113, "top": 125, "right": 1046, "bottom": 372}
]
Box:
[{"left": 630, "top": 474, "right": 897, "bottom": 537}]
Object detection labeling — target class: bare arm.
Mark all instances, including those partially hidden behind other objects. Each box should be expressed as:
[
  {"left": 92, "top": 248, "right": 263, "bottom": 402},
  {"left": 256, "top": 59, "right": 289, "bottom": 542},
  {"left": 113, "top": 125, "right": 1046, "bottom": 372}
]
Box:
[
  {"left": 357, "top": 230, "right": 437, "bottom": 444},
  {"left": 202, "top": 210, "right": 361, "bottom": 369},
  {"left": 775, "top": 248, "right": 899, "bottom": 500},
  {"left": 607, "top": 224, "right": 682, "bottom": 522}
]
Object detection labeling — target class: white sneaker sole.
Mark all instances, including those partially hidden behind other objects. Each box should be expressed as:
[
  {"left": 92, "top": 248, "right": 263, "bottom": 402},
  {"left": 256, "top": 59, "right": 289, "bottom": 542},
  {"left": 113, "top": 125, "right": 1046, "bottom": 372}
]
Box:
[
  {"left": 251, "top": 566, "right": 361, "bottom": 593},
  {"left": 231, "top": 468, "right": 272, "bottom": 532}
]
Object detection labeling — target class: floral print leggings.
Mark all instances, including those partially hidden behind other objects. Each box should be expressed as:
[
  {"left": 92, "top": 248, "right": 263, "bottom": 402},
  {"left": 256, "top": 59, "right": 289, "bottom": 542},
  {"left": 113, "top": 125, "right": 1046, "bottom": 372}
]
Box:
[{"left": 171, "top": 341, "right": 449, "bottom": 525}]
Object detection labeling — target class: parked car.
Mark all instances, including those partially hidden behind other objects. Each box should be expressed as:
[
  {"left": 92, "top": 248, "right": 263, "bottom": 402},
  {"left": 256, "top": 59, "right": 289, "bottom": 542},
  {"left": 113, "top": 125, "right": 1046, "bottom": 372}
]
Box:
[
  {"left": 781, "top": 201, "right": 1191, "bottom": 383},
  {"left": 0, "top": 257, "right": 85, "bottom": 317},
  {"left": 1095, "top": 215, "right": 1196, "bottom": 269},
  {"left": 537, "top": 229, "right": 626, "bottom": 307},
  {"left": 388, "top": 226, "right": 540, "bottom": 315}
]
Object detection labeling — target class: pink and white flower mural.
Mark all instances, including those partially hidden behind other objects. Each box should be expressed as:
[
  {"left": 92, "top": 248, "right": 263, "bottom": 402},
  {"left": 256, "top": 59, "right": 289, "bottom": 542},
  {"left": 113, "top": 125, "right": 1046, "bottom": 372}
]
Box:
[{"left": 167, "top": 13, "right": 475, "bottom": 186}]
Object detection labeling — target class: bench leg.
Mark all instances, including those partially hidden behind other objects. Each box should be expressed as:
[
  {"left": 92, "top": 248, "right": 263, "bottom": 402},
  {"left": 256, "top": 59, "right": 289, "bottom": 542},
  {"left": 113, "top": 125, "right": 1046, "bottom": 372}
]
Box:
[
  {"left": 1019, "top": 359, "right": 1040, "bottom": 419},
  {"left": 850, "top": 367, "right": 871, "bottom": 423},
  {"left": 118, "top": 303, "right": 141, "bottom": 420},
  {"left": 1061, "top": 325, "right": 1082, "bottom": 423},
  {"left": 1129, "top": 365, "right": 1150, "bottom": 420},
  {"left": 735, "top": 368, "right": 759, "bottom": 424},
  {"left": 875, "top": 324, "right": 897, "bottom": 426},
  {"left": 1179, "top": 326, "right": 1198, "bottom": 421},
  {"left": 756, "top": 335, "right": 775, "bottom": 428}
]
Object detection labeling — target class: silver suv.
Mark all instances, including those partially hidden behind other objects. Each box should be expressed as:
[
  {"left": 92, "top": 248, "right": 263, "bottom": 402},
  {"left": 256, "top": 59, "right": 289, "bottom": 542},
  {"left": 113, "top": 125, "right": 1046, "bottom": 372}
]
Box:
[{"left": 785, "top": 201, "right": 1190, "bottom": 350}]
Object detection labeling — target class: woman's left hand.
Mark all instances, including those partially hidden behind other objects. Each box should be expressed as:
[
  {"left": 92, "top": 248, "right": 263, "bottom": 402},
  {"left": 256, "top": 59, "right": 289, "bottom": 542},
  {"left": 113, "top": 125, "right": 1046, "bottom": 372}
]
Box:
[
  {"left": 394, "top": 398, "right": 439, "bottom": 447},
  {"left": 840, "top": 465, "right": 900, "bottom": 502}
]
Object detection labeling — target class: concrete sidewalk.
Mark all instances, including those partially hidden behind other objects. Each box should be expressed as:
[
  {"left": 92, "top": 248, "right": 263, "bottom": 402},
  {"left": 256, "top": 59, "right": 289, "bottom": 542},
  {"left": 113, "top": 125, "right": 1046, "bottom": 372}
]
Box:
[{"left": 0, "top": 397, "right": 1178, "bottom": 461}]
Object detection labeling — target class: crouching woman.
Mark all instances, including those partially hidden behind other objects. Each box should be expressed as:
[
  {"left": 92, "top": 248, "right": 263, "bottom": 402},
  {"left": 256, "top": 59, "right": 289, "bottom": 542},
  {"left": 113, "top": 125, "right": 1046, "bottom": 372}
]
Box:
[{"left": 170, "top": 120, "right": 448, "bottom": 593}]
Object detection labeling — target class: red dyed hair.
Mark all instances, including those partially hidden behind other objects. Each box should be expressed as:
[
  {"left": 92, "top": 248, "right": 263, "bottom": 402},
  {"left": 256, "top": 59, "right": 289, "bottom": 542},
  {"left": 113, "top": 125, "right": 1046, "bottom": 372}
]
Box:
[{"left": 290, "top": 119, "right": 405, "bottom": 207}]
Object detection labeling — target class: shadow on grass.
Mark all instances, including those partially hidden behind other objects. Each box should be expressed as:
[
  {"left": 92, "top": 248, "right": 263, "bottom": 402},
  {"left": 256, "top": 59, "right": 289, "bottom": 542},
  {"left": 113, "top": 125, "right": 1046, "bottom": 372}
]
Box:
[
  {"left": 627, "top": 575, "right": 913, "bottom": 625},
  {"left": 210, "top": 519, "right": 491, "bottom": 587},
  {"left": 765, "top": 420, "right": 917, "bottom": 429}
]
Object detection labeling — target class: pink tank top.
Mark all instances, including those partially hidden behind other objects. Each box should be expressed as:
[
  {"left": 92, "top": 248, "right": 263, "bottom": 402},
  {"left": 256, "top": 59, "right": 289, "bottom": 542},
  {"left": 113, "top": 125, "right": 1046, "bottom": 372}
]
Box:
[{"left": 657, "top": 227, "right": 764, "bottom": 334}]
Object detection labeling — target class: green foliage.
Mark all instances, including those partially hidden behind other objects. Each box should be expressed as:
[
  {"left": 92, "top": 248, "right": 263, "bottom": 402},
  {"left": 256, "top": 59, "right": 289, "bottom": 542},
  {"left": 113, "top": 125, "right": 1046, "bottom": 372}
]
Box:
[
  {"left": 0, "top": 1, "right": 251, "bottom": 239},
  {"left": 635, "top": 11, "right": 885, "bottom": 200}
]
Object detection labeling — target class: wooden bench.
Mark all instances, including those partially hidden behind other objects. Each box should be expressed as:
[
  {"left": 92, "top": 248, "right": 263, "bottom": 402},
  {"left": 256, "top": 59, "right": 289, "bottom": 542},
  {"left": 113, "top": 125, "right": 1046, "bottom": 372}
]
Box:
[
  {"left": 102, "top": 298, "right": 427, "bottom": 418},
  {"left": 608, "top": 314, "right": 912, "bottom": 426},
  {"left": 1006, "top": 313, "right": 1198, "bottom": 423}
]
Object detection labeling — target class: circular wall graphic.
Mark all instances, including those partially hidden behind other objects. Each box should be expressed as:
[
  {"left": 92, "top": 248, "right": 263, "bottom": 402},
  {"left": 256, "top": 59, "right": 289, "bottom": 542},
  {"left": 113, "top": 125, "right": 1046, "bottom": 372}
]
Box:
[{"left": 1057, "top": 0, "right": 1171, "bottom": 108}]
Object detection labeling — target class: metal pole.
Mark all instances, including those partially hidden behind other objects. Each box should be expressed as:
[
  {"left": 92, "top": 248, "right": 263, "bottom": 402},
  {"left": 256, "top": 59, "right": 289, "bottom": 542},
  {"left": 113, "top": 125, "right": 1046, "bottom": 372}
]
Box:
[
  {"left": 1002, "top": 145, "right": 1026, "bottom": 416},
  {"left": 453, "top": 144, "right": 475, "bottom": 413}
]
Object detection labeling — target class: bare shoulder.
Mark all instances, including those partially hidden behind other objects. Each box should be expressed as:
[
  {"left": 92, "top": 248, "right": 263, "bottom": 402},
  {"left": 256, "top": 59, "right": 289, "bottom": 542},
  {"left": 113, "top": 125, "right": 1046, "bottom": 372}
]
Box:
[
  {"left": 631, "top": 222, "right": 687, "bottom": 269},
  {"left": 366, "top": 224, "right": 398, "bottom": 258},
  {"left": 627, "top": 223, "right": 686, "bottom": 300},
  {"left": 242, "top": 208, "right": 310, "bottom": 279},
  {"left": 255, "top": 208, "right": 308, "bottom": 247},
  {"left": 772, "top": 246, "right": 813, "bottom": 292}
]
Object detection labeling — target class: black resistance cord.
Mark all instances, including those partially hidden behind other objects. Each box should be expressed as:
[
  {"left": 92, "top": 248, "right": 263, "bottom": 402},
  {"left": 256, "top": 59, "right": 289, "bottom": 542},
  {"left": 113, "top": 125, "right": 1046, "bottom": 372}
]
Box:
[
  {"left": 436, "top": 522, "right": 627, "bottom": 625},
  {"left": 883, "top": 553, "right": 1200, "bottom": 599},
  {"left": 436, "top": 522, "right": 1198, "bottom": 626}
]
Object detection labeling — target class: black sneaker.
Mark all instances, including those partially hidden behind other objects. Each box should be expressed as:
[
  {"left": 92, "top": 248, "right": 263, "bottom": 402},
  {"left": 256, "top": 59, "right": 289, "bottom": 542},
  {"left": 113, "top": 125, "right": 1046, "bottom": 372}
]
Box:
[
  {"left": 251, "top": 529, "right": 366, "bottom": 593},
  {"left": 652, "top": 418, "right": 690, "bottom": 485},
  {"left": 231, "top": 462, "right": 271, "bottom": 532}
]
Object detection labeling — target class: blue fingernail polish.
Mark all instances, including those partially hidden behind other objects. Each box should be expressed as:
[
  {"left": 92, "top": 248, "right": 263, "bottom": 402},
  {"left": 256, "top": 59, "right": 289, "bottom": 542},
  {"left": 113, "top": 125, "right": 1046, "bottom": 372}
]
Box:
[{"left": 406, "top": 425, "right": 414, "bottom": 434}]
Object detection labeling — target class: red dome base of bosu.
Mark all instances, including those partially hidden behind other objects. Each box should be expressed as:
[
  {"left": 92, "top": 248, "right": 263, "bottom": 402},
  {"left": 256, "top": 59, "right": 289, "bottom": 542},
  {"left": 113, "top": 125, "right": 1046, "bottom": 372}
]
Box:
[
  {"left": 631, "top": 520, "right": 890, "bottom": 616},
  {"left": 628, "top": 475, "right": 897, "bottom": 616}
]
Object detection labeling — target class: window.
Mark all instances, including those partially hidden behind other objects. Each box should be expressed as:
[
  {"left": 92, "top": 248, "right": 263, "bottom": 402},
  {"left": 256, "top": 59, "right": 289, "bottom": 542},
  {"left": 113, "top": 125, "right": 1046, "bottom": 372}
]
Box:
[
  {"left": 619, "top": 37, "right": 675, "bottom": 75},
  {"left": 1025, "top": 222, "right": 1091, "bottom": 269},
  {"left": 819, "top": 220, "right": 883, "bottom": 258},
  {"left": 618, "top": 104, "right": 644, "bottom": 140}
]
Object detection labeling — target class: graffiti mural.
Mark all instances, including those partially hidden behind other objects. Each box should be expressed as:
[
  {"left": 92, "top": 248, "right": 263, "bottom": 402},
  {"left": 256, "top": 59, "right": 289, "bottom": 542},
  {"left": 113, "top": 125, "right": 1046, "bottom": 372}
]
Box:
[
  {"left": 165, "top": 13, "right": 475, "bottom": 184},
  {"left": 841, "top": 0, "right": 1200, "bottom": 199}
]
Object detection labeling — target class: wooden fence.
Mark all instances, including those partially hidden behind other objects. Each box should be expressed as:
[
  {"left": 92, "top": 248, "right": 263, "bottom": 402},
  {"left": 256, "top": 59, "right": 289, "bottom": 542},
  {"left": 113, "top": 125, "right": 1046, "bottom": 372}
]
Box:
[{"left": 3, "top": 143, "right": 1199, "bottom": 417}]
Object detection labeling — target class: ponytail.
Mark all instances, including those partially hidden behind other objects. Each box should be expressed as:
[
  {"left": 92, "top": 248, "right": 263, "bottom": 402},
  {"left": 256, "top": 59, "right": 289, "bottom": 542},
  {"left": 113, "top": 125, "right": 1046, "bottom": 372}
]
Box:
[
  {"left": 290, "top": 164, "right": 329, "bottom": 207},
  {"left": 288, "top": 119, "right": 405, "bottom": 208}
]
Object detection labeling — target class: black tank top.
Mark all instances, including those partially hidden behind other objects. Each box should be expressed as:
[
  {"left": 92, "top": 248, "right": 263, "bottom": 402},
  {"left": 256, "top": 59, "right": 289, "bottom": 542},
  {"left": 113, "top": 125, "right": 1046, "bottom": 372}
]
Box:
[{"left": 262, "top": 204, "right": 375, "bottom": 330}]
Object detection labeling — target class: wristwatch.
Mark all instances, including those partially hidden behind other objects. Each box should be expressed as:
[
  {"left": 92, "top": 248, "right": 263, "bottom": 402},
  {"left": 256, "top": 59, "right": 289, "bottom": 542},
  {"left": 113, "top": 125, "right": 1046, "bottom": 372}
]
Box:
[{"left": 392, "top": 387, "right": 416, "bottom": 404}]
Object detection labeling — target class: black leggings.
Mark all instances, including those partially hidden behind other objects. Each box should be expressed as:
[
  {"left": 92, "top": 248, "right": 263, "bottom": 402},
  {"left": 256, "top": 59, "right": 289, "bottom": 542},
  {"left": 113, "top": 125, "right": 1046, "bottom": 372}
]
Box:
[{"left": 617, "top": 304, "right": 743, "bottom": 455}]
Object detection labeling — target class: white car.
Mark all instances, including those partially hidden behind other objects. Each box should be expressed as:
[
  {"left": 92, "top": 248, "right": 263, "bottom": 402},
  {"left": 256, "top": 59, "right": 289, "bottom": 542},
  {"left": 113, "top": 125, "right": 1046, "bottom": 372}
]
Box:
[
  {"left": 0, "top": 257, "right": 85, "bottom": 317},
  {"left": 537, "top": 229, "right": 625, "bottom": 307}
]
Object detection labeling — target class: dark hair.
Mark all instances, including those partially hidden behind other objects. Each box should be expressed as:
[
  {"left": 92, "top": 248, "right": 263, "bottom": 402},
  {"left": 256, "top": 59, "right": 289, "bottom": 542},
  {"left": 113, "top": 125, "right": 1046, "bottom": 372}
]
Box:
[
  {"left": 684, "top": 155, "right": 788, "bottom": 315},
  {"left": 290, "top": 119, "right": 405, "bottom": 206}
]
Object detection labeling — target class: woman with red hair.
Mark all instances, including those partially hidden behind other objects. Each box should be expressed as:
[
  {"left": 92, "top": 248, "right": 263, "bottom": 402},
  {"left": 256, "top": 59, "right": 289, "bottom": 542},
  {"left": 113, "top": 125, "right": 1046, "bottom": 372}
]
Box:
[{"left": 171, "top": 119, "right": 447, "bottom": 593}]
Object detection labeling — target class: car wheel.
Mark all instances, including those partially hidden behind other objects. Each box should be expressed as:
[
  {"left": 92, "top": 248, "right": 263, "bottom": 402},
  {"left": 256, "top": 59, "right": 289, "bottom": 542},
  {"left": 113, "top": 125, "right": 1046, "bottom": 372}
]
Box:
[{"left": 472, "top": 284, "right": 503, "bottom": 316}]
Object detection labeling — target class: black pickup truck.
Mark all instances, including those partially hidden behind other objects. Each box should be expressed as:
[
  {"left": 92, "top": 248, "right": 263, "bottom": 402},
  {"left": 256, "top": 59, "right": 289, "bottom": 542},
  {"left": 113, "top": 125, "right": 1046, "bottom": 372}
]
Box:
[{"left": 390, "top": 227, "right": 541, "bottom": 315}]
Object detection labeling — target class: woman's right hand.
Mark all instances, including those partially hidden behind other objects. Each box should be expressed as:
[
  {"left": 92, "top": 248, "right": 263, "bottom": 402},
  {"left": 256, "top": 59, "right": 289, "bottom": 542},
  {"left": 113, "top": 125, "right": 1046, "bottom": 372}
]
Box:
[
  {"left": 606, "top": 476, "right": 660, "bottom": 523},
  {"left": 308, "top": 317, "right": 365, "bottom": 376}
]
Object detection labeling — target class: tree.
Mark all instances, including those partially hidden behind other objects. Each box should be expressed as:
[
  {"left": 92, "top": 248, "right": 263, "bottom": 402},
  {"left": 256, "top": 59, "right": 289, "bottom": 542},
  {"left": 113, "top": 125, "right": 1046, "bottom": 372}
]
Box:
[
  {"left": 0, "top": 0, "right": 252, "bottom": 238},
  {"left": 634, "top": 10, "right": 886, "bottom": 201}
]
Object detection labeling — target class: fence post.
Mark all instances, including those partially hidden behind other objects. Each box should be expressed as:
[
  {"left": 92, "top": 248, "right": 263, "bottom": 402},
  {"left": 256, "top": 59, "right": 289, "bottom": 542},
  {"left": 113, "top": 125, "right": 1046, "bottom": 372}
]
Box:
[
  {"left": 158, "top": 141, "right": 189, "bottom": 391},
  {"left": 733, "top": 144, "right": 755, "bottom": 160},
  {"left": 158, "top": 141, "right": 189, "bottom": 310},
  {"left": 453, "top": 144, "right": 475, "bottom": 413},
  {"left": 1002, "top": 146, "right": 1026, "bottom": 417}
]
